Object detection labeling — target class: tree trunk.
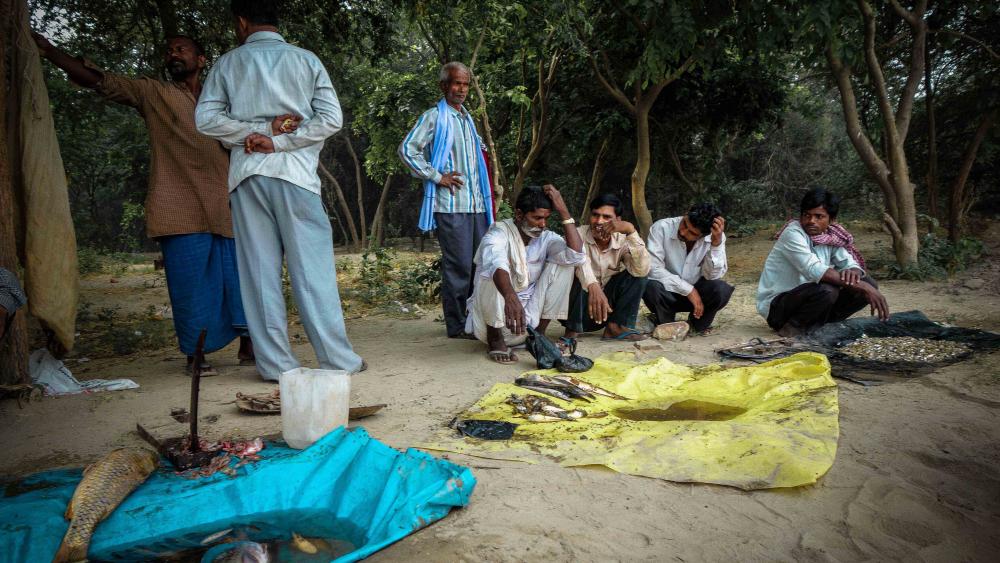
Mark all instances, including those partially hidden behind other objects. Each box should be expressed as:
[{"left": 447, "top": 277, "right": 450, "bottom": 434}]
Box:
[
  {"left": 318, "top": 161, "right": 361, "bottom": 251},
  {"left": 369, "top": 175, "right": 394, "bottom": 248},
  {"left": 151, "top": 0, "right": 178, "bottom": 38},
  {"left": 632, "top": 103, "right": 654, "bottom": 237},
  {"left": 470, "top": 73, "right": 505, "bottom": 204},
  {"left": 924, "top": 41, "right": 939, "bottom": 219},
  {"left": 343, "top": 135, "right": 366, "bottom": 244},
  {"left": 512, "top": 52, "right": 559, "bottom": 201},
  {"left": 0, "top": 0, "right": 30, "bottom": 383},
  {"left": 948, "top": 109, "right": 997, "bottom": 241},
  {"left": 579, "top": 135, "right": 610, "bottom": 222}
]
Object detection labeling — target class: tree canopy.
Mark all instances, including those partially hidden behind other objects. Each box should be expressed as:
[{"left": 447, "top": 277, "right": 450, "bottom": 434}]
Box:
[{"left": 28, "top": 0, "right": 999, "bottom": 266}]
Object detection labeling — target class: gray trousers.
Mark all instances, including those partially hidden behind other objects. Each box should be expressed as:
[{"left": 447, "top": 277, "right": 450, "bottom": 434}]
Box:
[
  {"left": 230, "top": 175, "right": 362, "bottom": 380},
  {"left": 435, "top": 212, "right": 488, "bottom": 337}
]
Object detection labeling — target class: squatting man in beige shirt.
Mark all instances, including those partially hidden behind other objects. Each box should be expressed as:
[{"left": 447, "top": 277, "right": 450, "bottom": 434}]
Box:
[{"left": 561, "top": 194, "right": 651, "bottom": 341}]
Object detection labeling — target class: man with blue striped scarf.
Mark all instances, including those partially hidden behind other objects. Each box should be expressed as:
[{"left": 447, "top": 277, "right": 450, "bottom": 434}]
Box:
[{"left": 399, "top": 62, "right": 495, "bottom": 339}]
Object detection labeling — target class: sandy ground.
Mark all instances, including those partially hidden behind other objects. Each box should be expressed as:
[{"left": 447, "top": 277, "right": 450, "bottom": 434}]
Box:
[{"left": 2, "top": 225, "right": 1000, "bottom": 562}]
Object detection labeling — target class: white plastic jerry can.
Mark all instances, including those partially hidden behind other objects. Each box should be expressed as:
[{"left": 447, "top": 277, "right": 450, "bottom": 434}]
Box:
[{"left": 279, "top": 367, "right": 351, "bottom": 449}]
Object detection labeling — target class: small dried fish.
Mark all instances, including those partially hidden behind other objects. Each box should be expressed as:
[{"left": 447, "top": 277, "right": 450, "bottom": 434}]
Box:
[
  {"left": 507, "top": 394, "right": 590, "bottom": 422},
  {"left": 515, "top": 374, "right": 595, "bottom": 401},
  {"left": 515, "top": 384, "right": 575, "bottom": 402},
  {"left": 839, "top": 335, "right": 970, "bottom": 364},
  {"left": 551, "top": 375, "right": 629, "bottom": 400}
]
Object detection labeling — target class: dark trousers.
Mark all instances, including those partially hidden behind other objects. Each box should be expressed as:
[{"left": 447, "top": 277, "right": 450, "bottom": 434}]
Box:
[
  {"left": 643, "top": 277, "right": 735, "bottom": 333},
  {"left": 435, "top": 212, "right": 488, "bottom": 337},
  {"left": 766, "top": 276, "right": 877, "bottom": 332},
  {"left": 562, "top": 272, "right": 648, "bottom": 333}
]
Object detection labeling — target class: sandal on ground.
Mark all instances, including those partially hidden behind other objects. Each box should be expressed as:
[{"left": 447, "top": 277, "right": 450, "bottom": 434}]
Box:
[
  {"left": 186, "top": 361, "right": 219, "bottom": 377},
  {"left": 487, "top": 349, "right": 518, "bottom": 364},
  {"left": 695, "top": 327, "right": 715, "bottom": 337},
  {"left": 601, "top": 329, "right": 648, "bottom": 342},
  {"left": 449, "top": 331, "right": 477, "bottom": 340}
]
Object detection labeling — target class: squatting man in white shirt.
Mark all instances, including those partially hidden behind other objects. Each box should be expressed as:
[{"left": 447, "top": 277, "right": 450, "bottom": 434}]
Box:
[
  {"left": 466, "top": 185, "right": 586, "bottom": 364},
  {"left": 642, "top": 203, "right": 734, "bottom": 335}
]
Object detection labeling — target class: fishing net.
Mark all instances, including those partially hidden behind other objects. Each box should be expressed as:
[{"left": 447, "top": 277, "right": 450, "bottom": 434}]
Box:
[
  {"left": 802, "top": 310, "right": 1000, "bottom": 383},
  {"left": 716, "top": 311, "right": 1000, "bottom": 384}
]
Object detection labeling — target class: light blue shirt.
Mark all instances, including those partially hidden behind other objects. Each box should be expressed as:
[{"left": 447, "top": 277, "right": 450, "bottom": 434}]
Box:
[
  {"left": 398, "top": 105, "right": 486, "bottom": 214},
  {"left": 195, "top": 31, "right": 342, "bottom": 194},
  {"left": 756, "top": 221, "right": 859, "bottom": 318}
]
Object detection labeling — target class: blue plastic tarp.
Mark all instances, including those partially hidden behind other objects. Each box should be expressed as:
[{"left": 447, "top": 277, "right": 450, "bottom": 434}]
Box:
[{"left": 0, "top": 427, "right": 476, "bottom": 562}]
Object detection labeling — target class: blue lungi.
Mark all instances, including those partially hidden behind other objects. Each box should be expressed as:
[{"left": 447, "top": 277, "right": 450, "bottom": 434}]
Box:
[{"left": 159, "top": 233, "right": 247, "bottom": 355}]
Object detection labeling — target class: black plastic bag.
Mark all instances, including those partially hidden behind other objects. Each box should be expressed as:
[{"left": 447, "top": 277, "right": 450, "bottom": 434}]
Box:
[
  {"left": 451, "top": 418, "right": 518, "bottom": 440},
  {"left": 525, "top": 326, "right": 594, "bottom": 373}
]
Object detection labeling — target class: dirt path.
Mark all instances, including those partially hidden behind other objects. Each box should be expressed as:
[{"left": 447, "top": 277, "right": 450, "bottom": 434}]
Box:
[{"left": 2, "top": 227, "right": 999, "bottom": 561}]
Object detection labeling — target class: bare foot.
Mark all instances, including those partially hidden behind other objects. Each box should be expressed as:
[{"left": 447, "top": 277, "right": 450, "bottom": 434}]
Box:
[
  {"left": 486, "top": 325, "right": 518, "bottom": 364},
  {"left": 487, "top": 349, "right": 518, "bottom": 364},
  {"left": 601, "top": 322, "right": 648, "bottom": 342}
]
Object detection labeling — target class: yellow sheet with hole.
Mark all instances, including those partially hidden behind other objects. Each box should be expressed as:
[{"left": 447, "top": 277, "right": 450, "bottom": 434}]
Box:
[{"left": 422, "top": 352, "right": 838, "bottom": 490}]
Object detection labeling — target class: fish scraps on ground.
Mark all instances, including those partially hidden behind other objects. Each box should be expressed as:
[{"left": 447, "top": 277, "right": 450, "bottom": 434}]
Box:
[
  {"left": 176, "top": 437, "right": 265, "bottom": 479},
  {"left": 52, "top": 448, "right": 159, "bottom": 563}
]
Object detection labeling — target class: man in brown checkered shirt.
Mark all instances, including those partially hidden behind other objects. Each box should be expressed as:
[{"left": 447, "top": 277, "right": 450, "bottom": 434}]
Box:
[{"left": 33, "top": 32, "right": 299, "bottom": 375}]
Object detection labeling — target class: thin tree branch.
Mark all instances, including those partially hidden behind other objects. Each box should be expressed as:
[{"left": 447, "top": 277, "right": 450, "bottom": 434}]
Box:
[
  {"left": 826, "top": 44, "right": 896, "bottom": 213},
  {"left": 469, "top": 28, "right": 486, "bottom": 71},
  {"left": 588, "top": 51, "right": 635, "bottom": 114},
  {"left": 932, "top": 28, "right": 1000, "bottom": 61},
  {"left": 605, "top": 0, "right": 648, "bottom": 35},
  {"left": 857, "top": 0, "right": 902, "bottom": 150},
  {"left": 416, "top": 19, "right": 445, "bottom": 64},
  {"left": 891, "top": 0, "right": 927, "bottom": 143}
]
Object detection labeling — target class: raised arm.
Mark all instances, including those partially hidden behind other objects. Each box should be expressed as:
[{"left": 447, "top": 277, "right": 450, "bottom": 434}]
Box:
[{"left": 32, "top": 33, "right": 102, "bottom": 88}]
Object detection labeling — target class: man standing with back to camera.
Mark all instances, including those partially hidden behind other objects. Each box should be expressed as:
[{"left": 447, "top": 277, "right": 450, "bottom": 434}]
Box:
[{"left": 196, "top": 0, "right": 364, "bottom": 380}]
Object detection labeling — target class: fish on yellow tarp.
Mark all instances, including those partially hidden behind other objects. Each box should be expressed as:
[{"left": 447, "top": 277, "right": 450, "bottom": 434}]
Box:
[
  {"left": 53, "top": 448, "right": 159, "bottom": 562},
  {"left": 422, "top": 352, "right": 840, "bottom": 490}
]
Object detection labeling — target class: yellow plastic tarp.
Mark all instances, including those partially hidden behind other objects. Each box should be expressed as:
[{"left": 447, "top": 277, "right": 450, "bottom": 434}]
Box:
[{"left": 422, "top": 352, "right": 839, "bottom": 490}]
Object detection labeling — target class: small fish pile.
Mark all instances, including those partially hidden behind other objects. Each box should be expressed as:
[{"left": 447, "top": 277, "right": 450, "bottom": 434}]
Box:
[
  {"left": 513, "top": 373, "right": 629, "bottom": 402},
  {"left": 53, "top": 448, "right": 159, "bottom": 563},
  {"left": 506, "top": 394, "right": 606, "bottom": 422},
  {"left": 839, "top": 335, "right": 971, "bottom": 363}
]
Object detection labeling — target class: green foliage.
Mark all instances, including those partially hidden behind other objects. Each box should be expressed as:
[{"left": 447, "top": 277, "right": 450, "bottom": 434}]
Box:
[
  {"left": 888, "top": 234, "right": 985, "bottom": 281},
  {"left": 77, "top": 247, "right": 103, "bottom": 275},
  {"left": 74, "top": 302, "right": 172, "bottom": 358},
  {"left": 359, "top": 246, "right": 396, "bottom": 304},
  {"left": 397, "top": 258, "right": 442, "bottom": 303},
  {"left": 357, "top": 247, "right": 442, "bottom": 306}
]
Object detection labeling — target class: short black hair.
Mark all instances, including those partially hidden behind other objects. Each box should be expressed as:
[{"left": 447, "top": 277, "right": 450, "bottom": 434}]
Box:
[
  {"left": 800, "top": 187, "right": 841, "bottom": 219},
  {"left": 165, "top": 35, "right": 205, "bottom": 57},
  {"left": 687, "top": 202, "right": 722, "bottom": 234},
  {"left": 589, "top": 193, "right": 623, "bottom": 217},
  {"left": 516, "top": 186, "right": 553, "bottom": 214},
  {"left": 230, "top": 0, "right": 280, "bottom": 26}
]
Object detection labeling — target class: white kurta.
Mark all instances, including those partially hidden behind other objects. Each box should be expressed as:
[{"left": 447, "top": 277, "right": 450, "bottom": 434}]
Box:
[{"left": 466, "top": 220, "right": 586, "bottom": 344}]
